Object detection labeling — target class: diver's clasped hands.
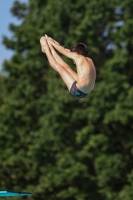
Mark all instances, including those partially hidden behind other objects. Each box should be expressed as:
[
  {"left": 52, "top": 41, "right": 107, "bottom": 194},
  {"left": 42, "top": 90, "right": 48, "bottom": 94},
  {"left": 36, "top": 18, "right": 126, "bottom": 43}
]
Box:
[{"left": 40, "top": 34, "right": 59, "bottom": 53}]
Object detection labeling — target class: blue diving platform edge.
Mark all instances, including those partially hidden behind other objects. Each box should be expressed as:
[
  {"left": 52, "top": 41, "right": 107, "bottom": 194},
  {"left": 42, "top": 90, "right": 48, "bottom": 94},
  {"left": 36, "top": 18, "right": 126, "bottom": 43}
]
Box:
[{"left": 0, "top": 191, "right": 32, "bottom": 197}]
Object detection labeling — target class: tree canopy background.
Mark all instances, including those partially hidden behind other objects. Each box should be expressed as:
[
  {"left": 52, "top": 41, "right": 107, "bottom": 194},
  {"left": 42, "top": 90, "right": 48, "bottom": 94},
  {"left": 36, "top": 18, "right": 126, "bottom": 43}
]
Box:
[{"left": 0, "top": 0, "right": 133, "bottom": 200}]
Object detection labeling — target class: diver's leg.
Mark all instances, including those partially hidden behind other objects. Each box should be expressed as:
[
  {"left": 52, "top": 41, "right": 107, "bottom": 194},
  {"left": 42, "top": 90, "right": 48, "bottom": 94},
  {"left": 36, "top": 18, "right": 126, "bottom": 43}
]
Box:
[{"left": 40, "top": 36, "right": 75, "bottom": 90}]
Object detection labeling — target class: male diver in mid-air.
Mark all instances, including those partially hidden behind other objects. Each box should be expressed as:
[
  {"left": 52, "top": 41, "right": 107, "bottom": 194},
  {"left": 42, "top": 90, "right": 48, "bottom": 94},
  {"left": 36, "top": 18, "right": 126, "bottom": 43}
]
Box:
[{"left": 40, "top": 35, "right": 96, "bottom": 98}]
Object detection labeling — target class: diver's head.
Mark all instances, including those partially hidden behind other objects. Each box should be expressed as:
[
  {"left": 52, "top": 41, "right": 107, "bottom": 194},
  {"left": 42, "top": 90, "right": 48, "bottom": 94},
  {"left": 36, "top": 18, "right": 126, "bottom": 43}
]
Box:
[{"left": 70, "top": 43, "right": 88, "bottom": 57}]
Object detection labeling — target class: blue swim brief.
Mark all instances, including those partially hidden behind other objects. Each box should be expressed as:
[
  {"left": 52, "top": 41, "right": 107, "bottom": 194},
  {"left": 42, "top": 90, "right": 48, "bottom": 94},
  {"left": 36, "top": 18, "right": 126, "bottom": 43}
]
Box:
[{"left": 70, "top": 81, "right": 88, "bottom": 98}]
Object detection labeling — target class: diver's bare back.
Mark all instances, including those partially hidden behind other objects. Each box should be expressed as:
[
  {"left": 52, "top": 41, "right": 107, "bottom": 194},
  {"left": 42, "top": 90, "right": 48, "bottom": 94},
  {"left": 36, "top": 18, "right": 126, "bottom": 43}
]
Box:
[{"left": 75, "top": 56, "right": 96, "bottom": 94}]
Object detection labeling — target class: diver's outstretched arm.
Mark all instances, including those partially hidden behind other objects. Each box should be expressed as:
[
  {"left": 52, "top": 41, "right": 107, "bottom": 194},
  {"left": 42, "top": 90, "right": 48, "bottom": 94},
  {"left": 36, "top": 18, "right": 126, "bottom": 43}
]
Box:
[{"left": 47, "top": 36, "right": 78, "bottom": 60}]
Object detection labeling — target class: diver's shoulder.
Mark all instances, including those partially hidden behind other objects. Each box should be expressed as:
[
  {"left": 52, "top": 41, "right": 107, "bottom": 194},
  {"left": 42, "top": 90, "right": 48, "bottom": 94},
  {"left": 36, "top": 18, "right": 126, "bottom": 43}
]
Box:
[
  {"left": 86, "top": 57, "right": 95, "bottom": 66},
  {"left": 86, "top": 57, "right": 93, "bottom": 62}
]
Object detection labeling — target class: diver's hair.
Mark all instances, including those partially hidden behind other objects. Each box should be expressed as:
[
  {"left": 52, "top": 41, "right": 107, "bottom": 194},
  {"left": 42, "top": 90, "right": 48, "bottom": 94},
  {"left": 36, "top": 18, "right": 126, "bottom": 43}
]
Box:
[{"left": 70, "top": 43, "right": 88, "bottom": 56}]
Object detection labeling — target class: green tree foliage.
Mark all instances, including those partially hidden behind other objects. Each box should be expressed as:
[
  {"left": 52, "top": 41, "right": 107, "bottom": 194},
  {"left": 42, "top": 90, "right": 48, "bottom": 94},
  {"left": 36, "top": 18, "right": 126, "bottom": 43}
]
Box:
[{"left": 0, "top": 0, "right": 133, "bottom": 200}]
